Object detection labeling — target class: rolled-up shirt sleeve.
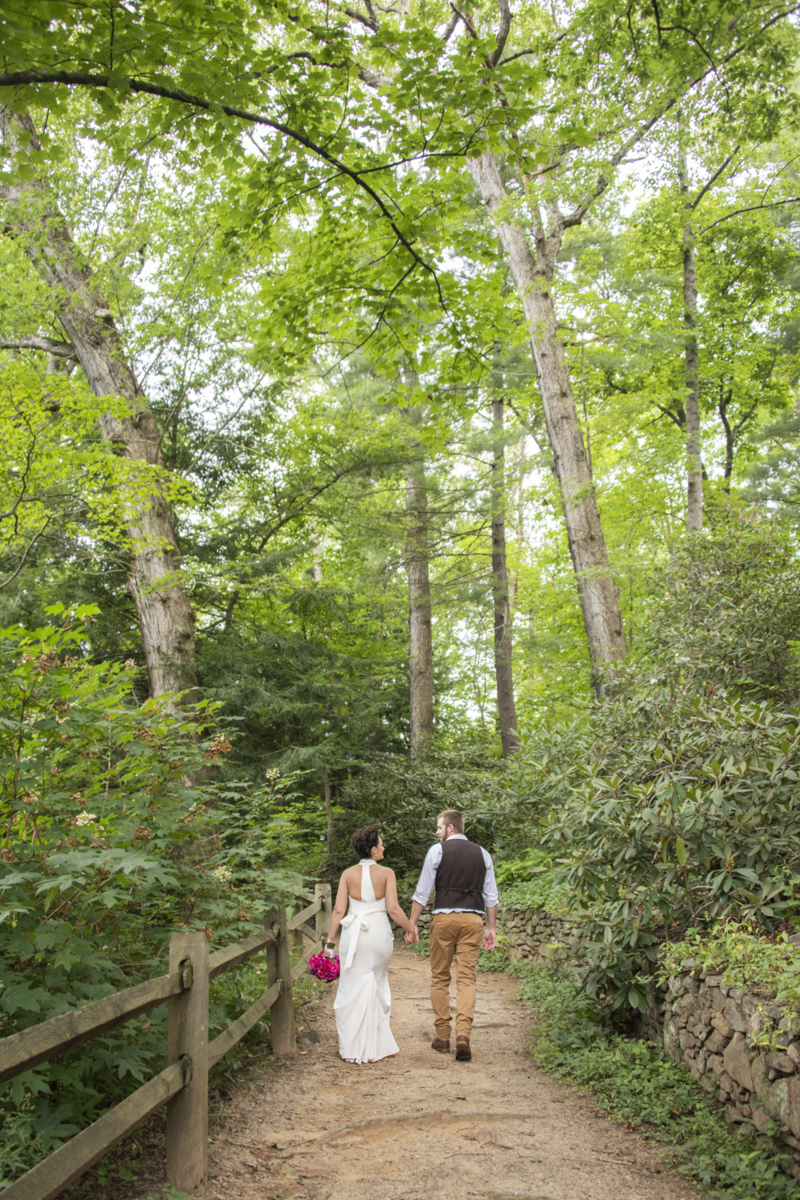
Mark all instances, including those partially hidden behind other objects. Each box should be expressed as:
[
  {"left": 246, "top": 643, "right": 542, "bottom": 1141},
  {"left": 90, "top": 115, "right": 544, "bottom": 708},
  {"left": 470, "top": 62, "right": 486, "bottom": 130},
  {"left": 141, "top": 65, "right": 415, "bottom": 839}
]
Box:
[
  {"left": 412, "top": 843, "right": 442, "bottom": 907},
  {"left": 482, "top": 848, "right": 499, "bottom": 909}
]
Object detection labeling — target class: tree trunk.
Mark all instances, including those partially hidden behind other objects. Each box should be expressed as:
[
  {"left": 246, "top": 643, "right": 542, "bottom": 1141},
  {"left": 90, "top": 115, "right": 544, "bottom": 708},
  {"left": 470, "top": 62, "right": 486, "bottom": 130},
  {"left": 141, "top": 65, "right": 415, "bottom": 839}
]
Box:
[
  {"left": 678, "top": 139, "right": 703, "bottom": 532},
  {"left": 322, "top": 768, "right": 334, "bottom": 868},
  {"left": 405, "top": 465, "right": 434, "bottom": 754},
  {"left": 490, "top": 396, "right": 519, "bottom": 756},
  {"left": 1, "top": 109, "right": 196, "bottom": 698},
  {"left": 468, "top": 150, "right": 627, "bottom": 693}
]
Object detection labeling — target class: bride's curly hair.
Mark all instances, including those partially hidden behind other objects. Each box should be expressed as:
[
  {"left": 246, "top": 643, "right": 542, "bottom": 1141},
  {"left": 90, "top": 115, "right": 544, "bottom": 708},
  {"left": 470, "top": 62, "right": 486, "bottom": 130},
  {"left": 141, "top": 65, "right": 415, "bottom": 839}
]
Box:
[{"left": 351, "top": 826, "right": 380, "bottom": 859}]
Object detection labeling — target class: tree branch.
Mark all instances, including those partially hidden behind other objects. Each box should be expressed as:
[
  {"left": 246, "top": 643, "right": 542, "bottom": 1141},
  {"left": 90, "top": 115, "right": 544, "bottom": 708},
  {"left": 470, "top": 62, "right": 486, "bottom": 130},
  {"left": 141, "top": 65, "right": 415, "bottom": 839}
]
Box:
[
  {"left": 0, "top": 516, "right": 52, "bottom": 589},
  {"left": 690, "top": 148, "right": 740, "bottom": 210},
  {"left": 490, "top": 0, "right": 512, "bottom": 67},
  {"left": 699, "top": 195, "right": 800, "bottom": 234},
  {"left": 344, "top": 7, "right": 379, "bottom": 31},
  {"left": 0, "top": 335, "right": 76, "bottom": 357},
  {"left": 0, "top": 71, "right": 440, "bottom": 288}
]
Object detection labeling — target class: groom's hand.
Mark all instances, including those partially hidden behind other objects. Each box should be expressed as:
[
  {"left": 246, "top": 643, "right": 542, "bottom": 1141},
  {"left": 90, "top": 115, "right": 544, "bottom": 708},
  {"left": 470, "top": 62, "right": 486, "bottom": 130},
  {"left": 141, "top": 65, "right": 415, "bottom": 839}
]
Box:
[
  {"left": 405, "top": 925, "right": 419, "bottom": 944},
  {"left": 483, "top": 929, "right": 497, "bottom": 952}
]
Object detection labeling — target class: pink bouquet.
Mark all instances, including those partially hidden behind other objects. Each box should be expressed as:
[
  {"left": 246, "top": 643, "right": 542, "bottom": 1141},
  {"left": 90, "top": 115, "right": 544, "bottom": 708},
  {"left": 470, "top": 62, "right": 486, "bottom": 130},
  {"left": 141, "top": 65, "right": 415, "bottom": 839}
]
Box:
[{"left": 309, "top": 952, "right": 340, "bottom": 981}]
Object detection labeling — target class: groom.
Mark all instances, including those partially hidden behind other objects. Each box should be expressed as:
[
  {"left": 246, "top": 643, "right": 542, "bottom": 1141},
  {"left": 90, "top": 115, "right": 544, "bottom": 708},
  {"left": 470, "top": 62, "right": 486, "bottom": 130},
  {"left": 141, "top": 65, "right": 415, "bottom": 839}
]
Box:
[{"left": 405, "top": 810, "right": 498, "bottom": 1062}]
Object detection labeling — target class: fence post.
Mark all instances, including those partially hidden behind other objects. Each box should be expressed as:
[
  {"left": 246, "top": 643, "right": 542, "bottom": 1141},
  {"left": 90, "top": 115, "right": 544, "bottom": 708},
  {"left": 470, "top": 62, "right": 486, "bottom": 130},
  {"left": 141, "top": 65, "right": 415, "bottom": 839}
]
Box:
[
  {"left": 293, "top": 902, "right": 304, "bottom": 955},
  {"left": 166, "top": 930, "right": 209, "bottom": 1192},
  {"left": 266, "top": 907, "right": 296, "bottom": 1056},
  {"left": 315, "top": 883, "right": 332, "bottom": 945}
]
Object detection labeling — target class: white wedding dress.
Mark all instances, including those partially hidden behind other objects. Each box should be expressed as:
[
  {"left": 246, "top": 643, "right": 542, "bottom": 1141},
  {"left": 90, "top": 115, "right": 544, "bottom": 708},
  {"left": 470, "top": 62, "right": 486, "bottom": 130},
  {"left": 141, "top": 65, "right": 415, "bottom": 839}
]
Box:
[{"left": 333, "top": 859, "right": 399, "bottom": 1064}]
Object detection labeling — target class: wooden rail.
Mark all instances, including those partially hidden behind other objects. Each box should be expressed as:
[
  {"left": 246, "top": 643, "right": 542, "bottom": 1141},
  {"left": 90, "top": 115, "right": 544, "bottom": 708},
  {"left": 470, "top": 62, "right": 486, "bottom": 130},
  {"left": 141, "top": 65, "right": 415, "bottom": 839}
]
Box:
[{"left": 0, "top": 883, "right": 332, "bottom": 1200}]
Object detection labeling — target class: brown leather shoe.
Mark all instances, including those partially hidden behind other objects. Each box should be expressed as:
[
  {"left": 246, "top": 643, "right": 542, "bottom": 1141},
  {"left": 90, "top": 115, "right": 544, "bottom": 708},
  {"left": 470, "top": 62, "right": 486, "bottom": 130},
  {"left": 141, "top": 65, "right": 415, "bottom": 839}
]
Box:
[
  {"left": 431, "top": 1037, "right": 450, "bottom": 1053},
  {"left": 455, "top": 1037, "right": 472, "bottom": 1062}
]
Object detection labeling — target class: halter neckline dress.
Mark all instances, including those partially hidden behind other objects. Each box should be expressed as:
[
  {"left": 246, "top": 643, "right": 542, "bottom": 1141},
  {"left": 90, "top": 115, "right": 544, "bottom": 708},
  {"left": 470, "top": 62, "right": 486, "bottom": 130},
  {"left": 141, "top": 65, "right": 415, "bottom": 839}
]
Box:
[{"left": 333, "top": 859, "right": 399, "bottom": 1064}]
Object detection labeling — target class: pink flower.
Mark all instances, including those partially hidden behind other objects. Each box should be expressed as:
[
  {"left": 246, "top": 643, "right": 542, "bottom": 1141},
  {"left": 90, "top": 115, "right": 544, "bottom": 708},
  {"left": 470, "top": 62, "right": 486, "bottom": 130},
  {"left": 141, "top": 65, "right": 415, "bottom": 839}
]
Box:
[{"left": 309, "top": 952, "right": 340, "bottom": 981}]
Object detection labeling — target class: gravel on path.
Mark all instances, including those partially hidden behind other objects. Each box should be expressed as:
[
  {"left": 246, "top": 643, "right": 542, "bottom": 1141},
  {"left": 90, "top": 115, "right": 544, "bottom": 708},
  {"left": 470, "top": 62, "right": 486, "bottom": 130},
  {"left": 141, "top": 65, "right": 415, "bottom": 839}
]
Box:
[{"left": 195, "top": 944, "right": 703, "bottom": 1200}]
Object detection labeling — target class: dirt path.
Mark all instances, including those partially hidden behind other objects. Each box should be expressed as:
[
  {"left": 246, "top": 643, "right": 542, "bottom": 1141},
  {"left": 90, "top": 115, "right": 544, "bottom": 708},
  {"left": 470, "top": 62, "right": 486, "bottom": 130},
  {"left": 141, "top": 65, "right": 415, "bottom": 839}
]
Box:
[{"left": 196, "top": 946, "right": 701, "bottom": 1200}]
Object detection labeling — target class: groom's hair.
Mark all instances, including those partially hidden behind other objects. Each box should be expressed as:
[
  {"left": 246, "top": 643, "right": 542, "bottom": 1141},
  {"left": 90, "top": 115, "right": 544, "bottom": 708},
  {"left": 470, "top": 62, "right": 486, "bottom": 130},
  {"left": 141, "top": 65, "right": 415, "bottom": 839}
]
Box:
[{"left": 439, "top": 810, "right": 464, "bottom": 834}]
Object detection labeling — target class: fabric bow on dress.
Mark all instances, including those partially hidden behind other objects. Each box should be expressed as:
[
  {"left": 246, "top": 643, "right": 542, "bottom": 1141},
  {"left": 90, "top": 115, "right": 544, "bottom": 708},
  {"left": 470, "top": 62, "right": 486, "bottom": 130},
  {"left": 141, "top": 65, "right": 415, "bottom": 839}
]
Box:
[{"left": 339, "top": 901, "right": 389, "bottom": 969}]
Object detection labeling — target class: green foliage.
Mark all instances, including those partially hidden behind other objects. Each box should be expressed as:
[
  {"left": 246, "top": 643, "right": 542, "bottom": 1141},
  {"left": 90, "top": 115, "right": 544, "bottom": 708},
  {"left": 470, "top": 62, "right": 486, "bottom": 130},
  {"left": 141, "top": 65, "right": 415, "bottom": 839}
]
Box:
[
  {"left": 336, "top": 748, "right": 515, "bottom": 883},
  {"left": 512, "top": 526, "right": 800, "bottom": 1011},
  {"left": 0, "top": 607, "right": 302, "bottom": 1186},
  {"left": 646, "top": 524, "right": 800, "bottom": 703},
  {"left": 494, "top": 848, "right": 567, "bottom": 913},
  {"left": 661, "top": 925, "right": 800, "bottom": 1013},
  {"left": 506, "top": 962, "right": 800, "bottom": 1200}
]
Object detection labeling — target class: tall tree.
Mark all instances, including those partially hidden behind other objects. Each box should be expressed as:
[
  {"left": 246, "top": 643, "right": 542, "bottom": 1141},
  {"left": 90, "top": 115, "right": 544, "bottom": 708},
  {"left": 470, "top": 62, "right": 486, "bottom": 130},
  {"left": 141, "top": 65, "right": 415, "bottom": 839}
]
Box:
[
  {"left": 405, "top": 460, "right": 435, "bottom": 754},
  {"left": 490, "top": 392, "right": 519, "bottom": 756},
  {"left": 0, "top": 109, "right": 196, "bottom": 697},
  {"left": 469, "top": 151, "right": 627, "bottom": 691},
  {"left": 678, "top": 128, "right": 703, "bottom": 532}
]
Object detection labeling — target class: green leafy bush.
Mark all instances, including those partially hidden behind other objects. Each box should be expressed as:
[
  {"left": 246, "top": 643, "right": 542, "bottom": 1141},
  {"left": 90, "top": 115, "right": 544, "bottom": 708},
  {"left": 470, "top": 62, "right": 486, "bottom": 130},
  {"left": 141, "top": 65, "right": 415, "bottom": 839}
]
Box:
[
  {"left": 0, "top": 607, "right": 303, "bottom": 1186},
  {"left": 336, "top": 748, "right": 516, "bottom": 883},
  {"left": 645, "top": 524, "right": 800, "bottom": 704},
  {"left": 511, "top": 526, "right": 800, "bottom": 1012},
  {"left": 541, "top": 685, "right": 800, "bottom": 1010},
  {"left": 494, "top": 849, "right": 568, "bottom": 912}
]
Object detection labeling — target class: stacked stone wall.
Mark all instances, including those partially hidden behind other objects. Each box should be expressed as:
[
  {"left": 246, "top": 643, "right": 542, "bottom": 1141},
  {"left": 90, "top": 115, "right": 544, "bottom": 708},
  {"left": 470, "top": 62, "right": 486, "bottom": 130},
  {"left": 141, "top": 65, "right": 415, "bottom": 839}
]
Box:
[{"left": 498, "top": 905, "right": 800, "bottom": 1176}]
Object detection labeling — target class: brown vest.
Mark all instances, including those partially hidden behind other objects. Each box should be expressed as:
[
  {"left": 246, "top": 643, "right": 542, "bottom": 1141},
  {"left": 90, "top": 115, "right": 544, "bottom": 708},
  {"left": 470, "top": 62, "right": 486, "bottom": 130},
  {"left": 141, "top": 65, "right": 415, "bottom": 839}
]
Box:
[{"left": 434, "top": 838, "right": 486, "bottom": 911}]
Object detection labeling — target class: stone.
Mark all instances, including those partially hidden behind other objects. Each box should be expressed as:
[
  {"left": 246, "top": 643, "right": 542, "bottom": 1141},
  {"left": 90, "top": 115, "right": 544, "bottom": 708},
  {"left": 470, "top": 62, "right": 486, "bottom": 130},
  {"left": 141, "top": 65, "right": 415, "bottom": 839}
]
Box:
[
  {"left": 769, "top": 1052, "right": 797, "bottom": 1076},
  {"left": 707, "top": 1053, "right": 725, "bottom": 1078},
  {"left": 723, "top": 996, "right": 748, "bottom": 1034},
  {"left": 750, "top": 1053, "right": 769, "bottom": 1098},
  {"left": 768, "top": 1074, "right": 800, "bottom": 1138},
  {"left": 725, "top": 1103, "right": 746, "bottom": 1123},
  {"left": 719, "top": 1070, "right": 735, "bottom": 1095},
  {"left": 704, "top": 974, "right": 724, "bottom": 988},
  {"left": 724, "top": 1033, "right": 754, "bottom": 1093},
  {"left": 751, "top": 1102, "right": 772, "bottom": 1134},
  {"left": 706, "top": 1029, "right": 729, "bottom": 1055},
  {"left": 788, "top": 1044, "right": 800, "bottom": 1066},
  {"left": 679, "top": 1029, "right": 698, "bottom": 1051},
  {"left": 711, "top": 1012, "right": 735, "bottom": 1039}
]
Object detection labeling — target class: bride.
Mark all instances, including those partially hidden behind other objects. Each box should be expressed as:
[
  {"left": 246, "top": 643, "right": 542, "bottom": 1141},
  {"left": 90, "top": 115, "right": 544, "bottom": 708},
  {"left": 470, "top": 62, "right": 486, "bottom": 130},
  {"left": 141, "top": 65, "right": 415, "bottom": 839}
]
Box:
[{"left": 326, "top": 826, "right": 416, "bottom": 1064}]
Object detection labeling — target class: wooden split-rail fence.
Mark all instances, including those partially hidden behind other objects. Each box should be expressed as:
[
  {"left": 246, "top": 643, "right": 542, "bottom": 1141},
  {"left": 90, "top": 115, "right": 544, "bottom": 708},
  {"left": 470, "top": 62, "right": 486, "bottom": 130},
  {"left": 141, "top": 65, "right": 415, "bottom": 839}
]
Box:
[{"left": 0, "top": 884, "right": 333, "bottom": 1200}]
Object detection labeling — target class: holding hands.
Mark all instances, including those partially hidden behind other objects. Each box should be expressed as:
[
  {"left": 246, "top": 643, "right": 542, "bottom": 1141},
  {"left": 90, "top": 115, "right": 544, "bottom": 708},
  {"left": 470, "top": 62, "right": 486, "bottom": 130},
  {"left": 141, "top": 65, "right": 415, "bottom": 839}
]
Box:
[{"left": 404, "top": 925, "right": 420, "bottom": 945}]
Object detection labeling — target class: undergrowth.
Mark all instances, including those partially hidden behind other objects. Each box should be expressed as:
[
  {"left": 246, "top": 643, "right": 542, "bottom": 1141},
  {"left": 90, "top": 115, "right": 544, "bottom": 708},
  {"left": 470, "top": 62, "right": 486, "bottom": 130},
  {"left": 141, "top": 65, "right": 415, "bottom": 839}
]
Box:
[
  {"left": 661, "top": 924, "right": 800, "bottom": 1008},
  {"left": 495, "top": 960, "right": 800, "bottom": 1200},
  {"left": 494, "top": 848, "right": 568, "bottom": 914}
]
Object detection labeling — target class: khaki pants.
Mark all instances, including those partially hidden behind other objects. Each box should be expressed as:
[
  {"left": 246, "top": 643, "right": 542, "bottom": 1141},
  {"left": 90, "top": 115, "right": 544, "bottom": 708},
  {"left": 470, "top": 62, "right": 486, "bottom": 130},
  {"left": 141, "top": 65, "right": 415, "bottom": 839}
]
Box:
[{"left": 429, "top": 911, "right": 484, "bottom": 1040}]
